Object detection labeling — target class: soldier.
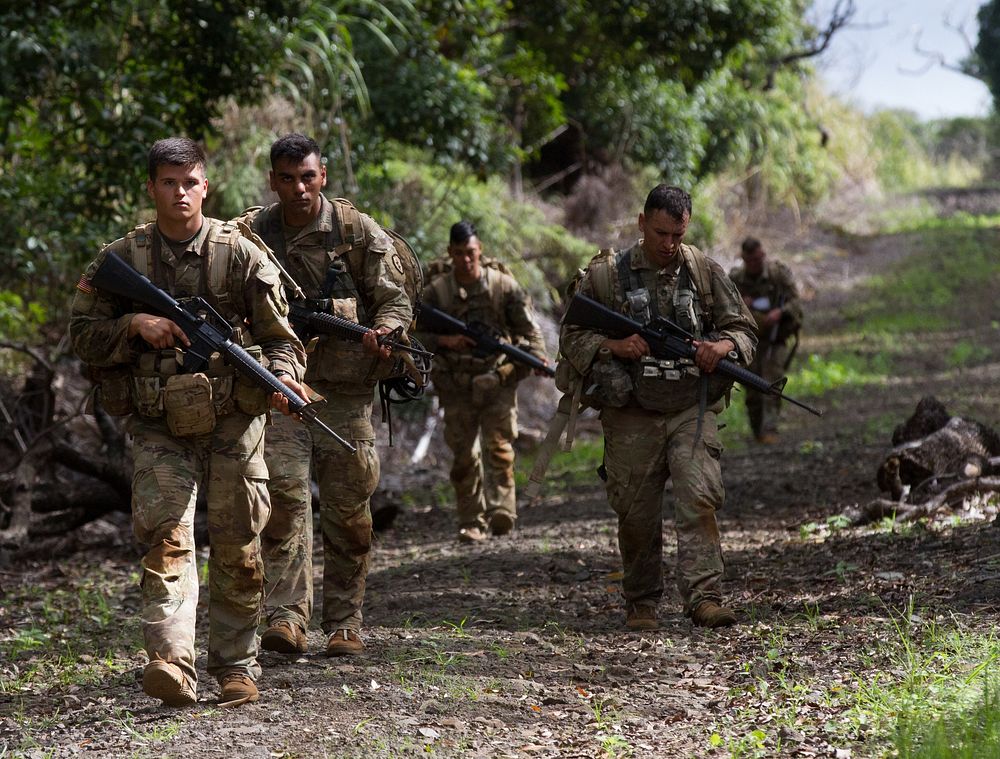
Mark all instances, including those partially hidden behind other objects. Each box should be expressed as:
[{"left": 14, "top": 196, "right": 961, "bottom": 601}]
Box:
[
  {"left": 69, "top": 138, "right": 307, "bottom": 707},
  {"left": 244, "top": 133, "right": 413, "bottom": 658},
  {"left": 418, "top": 221, "right": 549, "bottom": 543},
  {"left": 559, "top": 185, "right": 757, "bottom": 630},
  {"left": 728, "top": 237, "right": 803, "bottom": 444}
]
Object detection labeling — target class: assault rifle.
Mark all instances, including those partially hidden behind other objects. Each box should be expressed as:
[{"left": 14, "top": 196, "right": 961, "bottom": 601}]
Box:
[
  {"left": 288, "top": 302, "right": 433, "bottom": 360},
  {"left": 90, "top": 251, "right": 357, "bottom": 452},
  {"left": 417, "top": 303, "right": 554, "bottom": 377},
  {"left": 563, "top": 293, "right": 822, "bottom": 416}
]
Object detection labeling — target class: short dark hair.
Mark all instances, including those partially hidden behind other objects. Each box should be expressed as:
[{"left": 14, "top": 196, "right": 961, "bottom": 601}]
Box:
[
  {"left": 643, "top": 184, "right": 692, "bottom": 221},
  {"left": 270, "top": 133, "right": 322, "bottom": 167},
  {"left": 449, "top": 220, "right": 478, "bottom": 246},
  {"left": 741, "top": 236, "right": 762, "bottom": 255},
  {"left": 147, "top": 138, "right": 206, "bottom": 181}
]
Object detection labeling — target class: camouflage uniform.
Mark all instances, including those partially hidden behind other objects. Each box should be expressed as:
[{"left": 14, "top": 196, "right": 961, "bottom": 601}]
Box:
[
  {"left": 560, "top": 242, "right": 756, "bottom": 615},
  {"left": 418, "top": 266, "right": 547, "bottom": 530},
  {"left": 728, "top": 259, "right": 802, "bottom": 438},
  {"left": 246, "top": 195, "right": 411, "bottom": 637},
  {"left": 69, "top": 219, "right": 305, "bottom": 687}
]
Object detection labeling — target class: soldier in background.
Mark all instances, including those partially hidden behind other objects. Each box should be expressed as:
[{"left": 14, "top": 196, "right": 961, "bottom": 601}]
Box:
[
  {"left": 559, "top": 185, "right": 757, "bottom": 631},
  {"left": 70, "top": 137, "right": 306, "bottom": 707},
  {"left": 418, "top": 221, "right": 549, "bottom": 543},
  {"left": 244, "top": 134, "right": 413, "bottom": 659},
  {"left": 729, "top": 237, "right": 803, "bottom": 444}
]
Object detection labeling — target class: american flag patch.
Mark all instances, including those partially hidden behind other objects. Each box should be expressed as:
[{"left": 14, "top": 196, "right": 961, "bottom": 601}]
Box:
[{"left": 76, "top": 275, "right": 95, "bottom": 294}]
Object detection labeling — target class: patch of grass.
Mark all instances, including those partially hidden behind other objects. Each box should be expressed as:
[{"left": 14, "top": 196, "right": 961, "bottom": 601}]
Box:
[
  {"left": 0, "top": 568, "right": 141, "bottom": 696},
  {"left": 946, "top": 339, "right": 992, "bottom": 368},
  {"left": 895, "top": 681, "right": 1000, "bottom": 757},
  {"left": 788, "top": 351, "right": 892, "bottom": 397},
  {"left": 516, "top": 436, "right": 604, "bottom": 491},
  {"left": 845, "top": 227, "right": 1000, "bottom": 334}
]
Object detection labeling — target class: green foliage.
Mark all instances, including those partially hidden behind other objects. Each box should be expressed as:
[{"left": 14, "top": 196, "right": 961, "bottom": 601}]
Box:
[
  {"left": 787, "top": 352, "right": 891, "bottom": 396},
  {"left": 352, "top": 144, "right": 594, "bottom": 301},
  {"left": 846, "top": 226, "right": 1000, "bottom": 334},
  {"left": 0, "top": 1, "right": 298, "bottom": 301},
  {"left": 895, "top": 682, "right": 1000, "bottom": 757}
]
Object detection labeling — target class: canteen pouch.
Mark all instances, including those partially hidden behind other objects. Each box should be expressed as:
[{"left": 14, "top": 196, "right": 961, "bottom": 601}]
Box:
[{"left": 163, "top": 373, "right": 216, "bottom": 437}]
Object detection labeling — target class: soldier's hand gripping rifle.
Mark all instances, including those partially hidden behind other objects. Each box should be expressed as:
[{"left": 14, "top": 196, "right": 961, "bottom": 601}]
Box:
[
  {"left": 288, "top": 302, "right": 433, "bottom": 362},
  {"left": 563, "top": 293, "right": 822, "bottom": 417},
  {"left": 90, "top": 251, "right": 357, "bottom": 452},
  {"left": 417, "top": 303, "right": 555, "bottom": 377}
]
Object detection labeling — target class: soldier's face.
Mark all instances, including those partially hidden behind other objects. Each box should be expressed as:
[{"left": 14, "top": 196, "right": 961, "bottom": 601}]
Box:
[
  {"left": 146, "top": 163, "right": 208, "bottom": 226},
  {"left": 639, "top": 209, "right": 689, "bottom": 268},
  {"left": 448, "top": 236, "right": 482, "bottom": 282},
  {"left": 270, "top": 153, "right": 327, "bottom": 221},
  {"left": 742, "top": 246, "right": 765, "bottom": 276}
]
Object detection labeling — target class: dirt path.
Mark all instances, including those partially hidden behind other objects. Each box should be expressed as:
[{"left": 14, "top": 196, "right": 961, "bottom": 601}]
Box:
[{"left": 4, "top": 220, "right": 1000, "bottom": 758}]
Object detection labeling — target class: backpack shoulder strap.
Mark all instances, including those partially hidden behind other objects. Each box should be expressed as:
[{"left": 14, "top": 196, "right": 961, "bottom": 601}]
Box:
[
  {"left": 680, "top": 243, "right": 714, "bottom": 315},
  {"left": 588, "top": 248, "right": 618, "bottom": 304},
  {"left": 126, "top": 222, "right": 157, "bottom": 278},
  {"left": 328, "top": 197, "right": 361, "bottom": 255}
]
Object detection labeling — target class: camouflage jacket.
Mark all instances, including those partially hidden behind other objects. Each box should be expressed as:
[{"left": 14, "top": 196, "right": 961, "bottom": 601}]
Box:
[
  {"left": 244, "top": 195, "right": 412, "bottom": 391},
  {"left": 560, "top": 242, "right": 757, "bottom": 409},
  {"left": 70, "top": 217, "right": 306, "bottom": 380},
  {"left": 728, "top": 259, "right": 803, "bottom": 338},
  {"left": 418, "top": 265, "right": 547, "bottom": 383}
]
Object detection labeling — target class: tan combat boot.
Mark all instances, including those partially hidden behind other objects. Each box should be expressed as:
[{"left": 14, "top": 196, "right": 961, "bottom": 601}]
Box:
[
  {"left": 142, "top": 660, "right": 197, "bottom": 707},
  {"left": 458, "top": 525, "right": 487, "bottom": 543},
  {"left": 625, "top": 604, "right": 659, "bottom": 631},
  {"left": 691, "top": 601, "right": 738, "bottom": 628},
  {"left": 218, "top": 673, "right": 259, "bottom": 707},
  {"left": 326, "top": 629, "right": 365, "bottom": 657},
  {"left": 488, "top": 510, "right": 515, "bottom": 536},
  {"left": 261, "top": 621, "right": 308, "bottom": 654}
]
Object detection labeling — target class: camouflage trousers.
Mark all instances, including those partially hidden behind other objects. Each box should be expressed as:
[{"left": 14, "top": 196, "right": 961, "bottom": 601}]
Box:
[
  {"left": 129, "top": 411, "right": 269, "bottom": 687},
  {"left": 261, "top": 387, "right": 378, "bottom": 635},
  {"left": 438, "top": 383, "right": 518, "bottom": 528},
  {"left": 601, "top": 402, "right": 727, "bottom": 615},
  {"left": 746, "top": 342, "right": 789, "bottom": 437}
]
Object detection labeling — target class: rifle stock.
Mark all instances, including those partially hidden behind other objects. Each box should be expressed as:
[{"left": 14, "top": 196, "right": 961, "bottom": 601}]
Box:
[
  {"left": 89, "top": 251, "right": 357, "bottom": 451},
  {"left": 563, "top": 293, "right": 822, "bottom": 416}
]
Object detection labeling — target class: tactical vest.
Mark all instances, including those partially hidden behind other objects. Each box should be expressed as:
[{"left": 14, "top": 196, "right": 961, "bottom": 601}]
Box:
[
  {"left": 425, "top": 265, "right": 516, "bottom": 386},
  {"left": 240, "top": 200, "right": 424, "bottom": 394},
  {"left": 93, "top": 219, "right": 269, "bottom": 426}
]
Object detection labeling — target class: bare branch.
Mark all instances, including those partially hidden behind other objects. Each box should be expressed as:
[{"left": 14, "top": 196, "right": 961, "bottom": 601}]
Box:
[{"left": 774, "top": 0, "right": 857, "bottom": 69}]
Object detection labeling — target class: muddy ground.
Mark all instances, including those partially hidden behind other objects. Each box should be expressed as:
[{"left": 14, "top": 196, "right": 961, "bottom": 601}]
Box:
[{"left": 3, "top": 211, "right": 1000, "bottom": 758}]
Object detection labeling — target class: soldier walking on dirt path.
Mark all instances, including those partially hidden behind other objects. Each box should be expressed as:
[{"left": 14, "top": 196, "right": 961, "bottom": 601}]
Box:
[
  {"left": 559, "top": 185, "right": 757, "bottom": 630},
  {"left": 69, "top": 137, "right": 307, "bottom": 708},
  {"left": 417, "top": 221, "right": 550, "bottom": 544},
  {"left": 244, "top": 133, "right": 414, "bottom": 659},
  {"left": 728, "top": 237, "right": 803, "bottom": 445}
]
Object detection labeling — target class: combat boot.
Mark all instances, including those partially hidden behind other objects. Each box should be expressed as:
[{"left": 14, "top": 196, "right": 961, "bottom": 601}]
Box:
[
  {"left": 326, "top": 629, "right": 365, "bottom": 657},
  {"left": 261, "top": 620, "right": 308, "bottom": 654},
  {"left": 625, "top": 603, "right": 659, "bottom": 631},
  {"left": 691, "top": 601, "right": 738, "bottom": 628},
  {"left": 488, "top": 510, "right": 515, "bottom": 536},
  {"left": 142, "top": 660, "right": 197, "bottom": 707},
  {"left": 218, "top": 673, "right": 259, "bottom": 707},
  {"left": 458, "top": 525, "right": 487, "bottom": 543}
]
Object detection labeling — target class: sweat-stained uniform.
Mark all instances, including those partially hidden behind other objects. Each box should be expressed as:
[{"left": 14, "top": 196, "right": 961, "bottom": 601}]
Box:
[
  {"left": 728, "top": 259, "right": 802, "bottom": 438},
  {"left": 418, "top": 265, "right": 547, "bottom": 530},
  {"left": 244, "top": 195, "right": 412, "bottom": 637},
  {"left": 69, "top": 218, "right": 306, "bottom": 688},
  {"left": 559, "top": 242, "right": 756, "bottom": 615}
]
